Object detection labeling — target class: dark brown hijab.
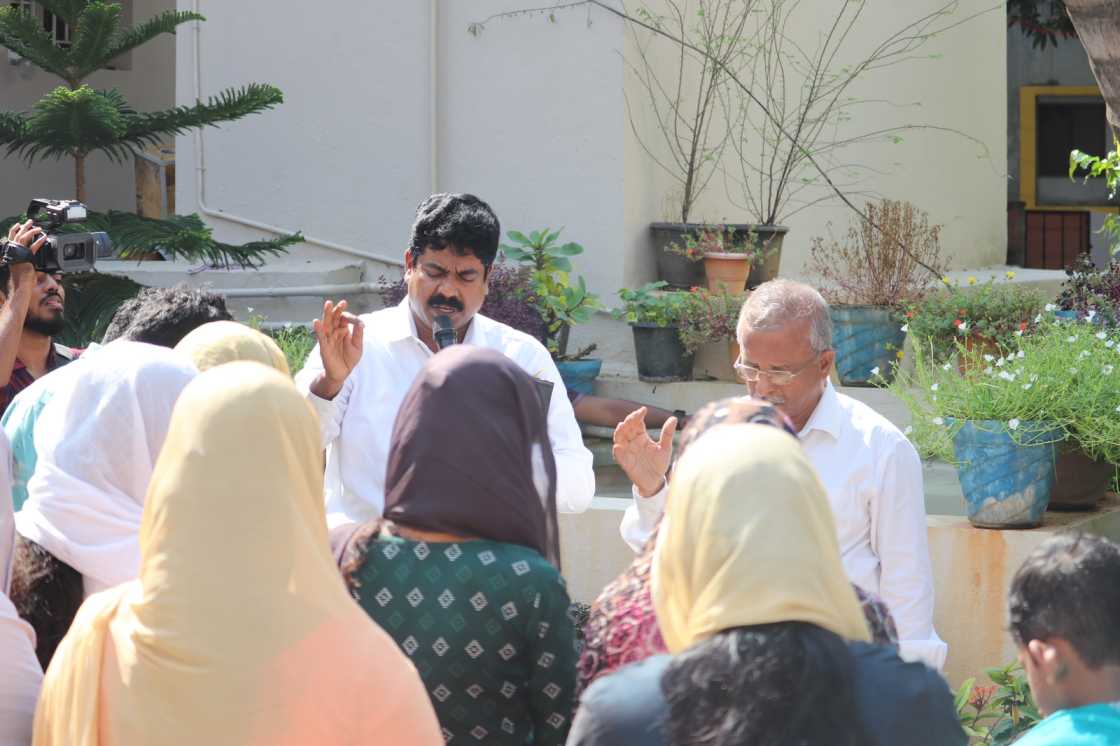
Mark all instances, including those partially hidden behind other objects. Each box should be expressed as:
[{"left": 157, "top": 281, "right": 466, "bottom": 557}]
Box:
[{"left": 380, "top": 345, "right": 560, "bottom": 566}]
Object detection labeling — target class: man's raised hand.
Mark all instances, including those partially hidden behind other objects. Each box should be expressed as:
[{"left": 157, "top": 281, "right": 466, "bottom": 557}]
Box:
[
  {"left": 311, "top": 299, "right": 364, "bottom": 400},
  {"left": 612, "top": 406, "right": 677, "bottom": 498}
]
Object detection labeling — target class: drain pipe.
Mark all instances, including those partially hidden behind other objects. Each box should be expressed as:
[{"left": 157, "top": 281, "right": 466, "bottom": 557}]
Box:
[
  {"left": 219, "top": 282, "right": 384, "bottom": 299},
  {"left": 190, "top": 2, "right": 404, "bottom": 268}
]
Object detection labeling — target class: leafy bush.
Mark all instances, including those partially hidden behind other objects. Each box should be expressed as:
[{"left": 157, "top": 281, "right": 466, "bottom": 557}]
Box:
[
  {"left": 614, "top": 282, "right": 690, "bottom": 327},
  {"left": 904, "top": 276, "right": 1047, "bottom": 363},
  {"left": 268, "top": 324, "right": 316, "bottom": 375},
  {"left": 666, "top": 225, "right": 777, "bottom": 262},
  {"left": 677, "top": 289, "right": 743, "bottom": 353},
  {"left": 810, "top": 200, "right": 945, "bottom": 307},
  {"left": 955, "top": 661, "right": 1041, "bottom": 745},
  {"left": 1056, "top": 254, "right": 1120, "bottom": 325}
]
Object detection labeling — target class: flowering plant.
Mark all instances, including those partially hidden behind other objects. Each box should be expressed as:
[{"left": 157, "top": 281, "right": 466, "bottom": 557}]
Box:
[
  {"left": 954, "top": 661, "right": 1040, "bottom": 745},
  {"left": 890, "top": 318, "right": 1120, "bottom": 465},
  {"left": 1056, "top": 253, "right": 1120, "bottom": 325},
  {"left": 665, "top": 225, "right": 773, "bottom": 262},
  {"left": 904, "top": 277, "right": 1046, "bottom": 363},
  {"left": 677, "top": 289, "right": 744, "bottom": 353}
]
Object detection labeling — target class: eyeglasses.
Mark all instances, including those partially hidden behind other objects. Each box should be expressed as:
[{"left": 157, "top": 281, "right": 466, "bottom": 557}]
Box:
[{"left": 734, "top": 354, "right": 819, "bottom": 386}]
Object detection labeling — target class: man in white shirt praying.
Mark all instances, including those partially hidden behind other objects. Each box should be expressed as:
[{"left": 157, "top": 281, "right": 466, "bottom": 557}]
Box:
[
  {"left": 614, "top": 279, "right": 946, "bottom": 670},
  {"left": 295, "top": 193, "right": 595, "bottom": 524}
]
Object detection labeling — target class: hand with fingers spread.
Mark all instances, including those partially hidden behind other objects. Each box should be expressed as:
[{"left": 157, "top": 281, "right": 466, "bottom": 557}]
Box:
[
  {"left": 310, "top": 299, "right": 365, "bottom": 400},
  {"left": 612, "top": 406, "right": 677, "bottom": 498}
]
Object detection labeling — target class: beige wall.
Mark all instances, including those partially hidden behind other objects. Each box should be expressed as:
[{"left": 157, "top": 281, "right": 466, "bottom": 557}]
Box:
[{"left": 0, "top": 0, "right": 176, "bottom": 216}]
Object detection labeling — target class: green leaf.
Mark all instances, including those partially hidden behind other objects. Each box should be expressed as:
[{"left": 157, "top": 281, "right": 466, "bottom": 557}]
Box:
[
  {"left": 551, "top": 257, "right": 572, "bottom": 273},
  {"left": 500, "top": 246, "right": 530, "bottom": 262},
  {"left": 954, "top": 678, "right": 976, "bottom": 712},
  {"left": 7, "top": 86, "right": 131, "bottom": 162},
  {"left": 36, "top": 0, "right": 91, "bottom": 26},
  {"left": 97, "top": 10, "right": 204, "bottom": 71},
  {"left": 66, "top": 2, "right": 124, "bottom": 83},
  {"left": 0, "top": 6, "right": 71, "bottom": 80},
  {"left": 506, "top": 230, "right": 530, "bottom": 245},
  {"left": 120, "top": 83, "right": 283, "bottom": 151},
  {"left": 529, "top": 229, "right": 542, "bottom": 245},
  {"left": 554, "top": 241, "right": 584, "bottom": 256}
]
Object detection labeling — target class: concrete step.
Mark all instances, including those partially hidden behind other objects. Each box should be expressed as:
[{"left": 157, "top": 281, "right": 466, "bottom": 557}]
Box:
[{"left": 96, "top": 259, "right": 387, "bottom": 325}]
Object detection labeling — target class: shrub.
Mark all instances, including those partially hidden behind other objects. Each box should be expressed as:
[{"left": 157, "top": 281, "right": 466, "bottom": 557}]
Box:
[{"left": 677, "top": 289, "right": 744, "bottom": 353}]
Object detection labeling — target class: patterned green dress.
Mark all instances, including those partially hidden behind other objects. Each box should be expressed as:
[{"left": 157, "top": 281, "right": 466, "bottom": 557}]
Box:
[{"left": 351, "top": 535, "right": 577, "bottom": 744}]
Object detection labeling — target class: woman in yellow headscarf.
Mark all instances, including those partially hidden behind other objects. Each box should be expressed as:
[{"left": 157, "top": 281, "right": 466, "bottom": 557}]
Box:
[
  {"left": 32, "top": 362, "right": 441, "bottom": 746},
  {"left": 567, "top": 424, "right": 964, "bottom": 746},
  {"left": 174, "top": 320, "right": 290, "bottom": 374}
]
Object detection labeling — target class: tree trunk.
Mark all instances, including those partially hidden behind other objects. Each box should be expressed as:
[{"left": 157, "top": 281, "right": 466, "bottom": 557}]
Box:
[
  {"left": 74, "top": 153, "right": 86, "bottom": 203},
  {"left": 1065, "top": 0, "right": 1120, "bottom": 137}
]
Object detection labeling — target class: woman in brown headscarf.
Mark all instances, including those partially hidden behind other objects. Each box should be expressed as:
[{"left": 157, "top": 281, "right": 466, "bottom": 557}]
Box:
[
  {"left": 332, "top": 345, "right": 575, "bottom": 745},
  {"left": 576, "top": 396, "right": 899, "bottom": 695}
]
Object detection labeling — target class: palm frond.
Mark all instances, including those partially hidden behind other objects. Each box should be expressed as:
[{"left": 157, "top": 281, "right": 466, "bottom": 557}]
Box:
[
  {"left": 121, "top": 84, "right": 283, "bottom": 150},
  {"left": 101, "top": 211, "right": 298, "bottom": 269},
  {"left": 0, "top": 113, "right": 28, "bottom": 148},
  {"left": 65, "top": 1, "right": 123, "bottom": 81},
  {"left": 99, "top": 9, "right": 203, "bottom": 66},
  {"left": 35, "top": 0, "right": 93, "bottom": 27},
  {"left": 0, "top": 6, "right": 70, "bottom": 80},
  {"left": 57, "top": 271, "right": 143, "bottom": 348}
]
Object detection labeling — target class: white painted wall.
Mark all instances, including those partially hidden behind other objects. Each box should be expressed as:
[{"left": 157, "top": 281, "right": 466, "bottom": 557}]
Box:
[{"left": 0, "top": 0, "right": 176, "bottom": 216}]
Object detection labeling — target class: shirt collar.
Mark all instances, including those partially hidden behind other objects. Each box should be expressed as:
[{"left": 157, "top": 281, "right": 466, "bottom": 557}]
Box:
[
  {"left": 11, "top": 344, "right": 60, "bottom": 374},
  {"left": 798, "top": 380, "right": 842, "bottom": 440}
]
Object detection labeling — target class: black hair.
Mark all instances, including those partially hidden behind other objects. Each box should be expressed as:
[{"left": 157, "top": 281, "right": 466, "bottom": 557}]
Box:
[
  {"left": 101, "top": 285, "right": 233, "bottom": 347},
  {"left": 1009, "top": 532, "right": 1120, "bottom": 667},
  {"left": 661, "top": 622, "right": 867, "bottom": 746},
  {"left": 9, "top": 535, "right": 84, "bottom": 670},
  {"left": 409, "top": 193, "right": 500, "bottom": 269}
]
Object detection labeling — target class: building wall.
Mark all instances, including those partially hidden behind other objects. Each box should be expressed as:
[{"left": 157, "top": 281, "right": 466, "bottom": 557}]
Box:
[{"left": 0, "top": 0, "right": 176, "bottom": 216}]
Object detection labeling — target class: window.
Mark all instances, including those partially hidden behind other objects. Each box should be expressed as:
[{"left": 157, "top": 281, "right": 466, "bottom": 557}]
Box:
[
  {"left": 7, "top": 1, "right": 131, "bottom": 70},
  {"left": 1036, "top": 99, "right": 1106, "bottom": 177}
]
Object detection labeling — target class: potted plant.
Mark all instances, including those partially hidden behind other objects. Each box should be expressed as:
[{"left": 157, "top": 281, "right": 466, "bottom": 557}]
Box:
[
  {"left": 500, "top": 228, "right": 603, "bottom": 395},
  {"left": 906, "top": 276, "right": 1047, "bottom": 369},
  {"left": 1056, "top": 253, "right": 1120, "bottom": 325},
  {"left": 615, "top": 282, "right": 693, "bottom": 382},
  {"left": 954, "top": 660, "right": 1041, "bottom": 744},
  {"left": 810, "top": 200, "right": 946, "bottom": 386},
  {"left": 677, "top": 288, "right": 745, "bottom": 381},
  {"left": 888, "top": 336, "right": 1067, "bottom": 529}
]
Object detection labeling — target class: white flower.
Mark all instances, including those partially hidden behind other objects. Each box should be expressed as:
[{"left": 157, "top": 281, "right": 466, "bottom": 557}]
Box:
[
  {"left": 1029, "top": 373, "right": 1039, "bottom": 382},
  {"left": 1067, "top": 335, "right": 1077, "bottom": 343},
  {"left": 1080, "top": 350, "right": 1091, "bottom": 358},
  {"left": 283, "top": 321, "right": 293, "bottom": 329},
  {"left": 1070, "top": 367, "right": 1079, "bottom": 375},
  {"left": 870, "top": 366, "right": 880, "bottom": 377},
  {"left": 1034, "top": 314, "right": 1043, "bottom": 324},
  {"left": 996, "top": 357, "right": 1006, "bottom": 367},
  {"left": 904, "top": 426, "right": 913, "bottom": 435},
  {"left": 1022, "top": 383, "right": 1032, "bottom": 390},
  {"left": 984, "top": 367, "right": 994, "bottom": 375},
  {"left": 930, "top": 383, "right": 939, "bottom": 392},
  {"left": 1088, "top": 309, "right": 1098, "bottom": 320},
  {"left": 1097, "top": 331, "right": 1107, "bottom": 340},
  {"left": 1017, "top": 350, "right": 1025, "bottom": 359},
  {"left": 900, "top": 324, "right": 909, "bottom": 332},
  {"left": 1045, "top": 303, "right": 1057, "bottom": 312},
  {"left": 1116, "top": 404, "right": 1120, "bottom": 414},
  {"left": 999, "top": 371, "right": 1014, "bottom": 381},
  {"left": 1015, "top": 330, "right": 1023, "bottom": 337},
  {"left": 983, "top": 354, "right": 995, "bottom": 362},
  {"left": 1008, "top": 418, "right": 1020, "bottom": 431},
  {"left": 247, "top": 306, "right": 255, "bottom": 313},
  {"left": 959, "top": 321, "right": 970, "bottom": 334},
  {"left": 1108, "top": 340, "right": 1115, "bottom": 349},
  {"left": 942, "top": 362, "right": 952, "bottom": 371},
  {"left": 1105, "top": 365, "right": 1115, "bottom": 376},
  {"left": 932, "top": 417, "right": 944, "bottom": 426}
]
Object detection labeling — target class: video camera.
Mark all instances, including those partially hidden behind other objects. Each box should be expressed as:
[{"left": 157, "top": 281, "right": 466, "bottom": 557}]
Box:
[{"left": 1, "top": 199, "right": 107, "bottom": 273}]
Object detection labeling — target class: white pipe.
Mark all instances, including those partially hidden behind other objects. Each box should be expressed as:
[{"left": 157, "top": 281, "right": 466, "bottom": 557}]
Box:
[
  {"left": 219, "top": 282, "right": 384, "bottom": 299},
  {"left": 190, "top": 2, "right": 403, "bottom": 267},
  {"left": 429, "top": 0, "right": 438, "bottom": 193}
]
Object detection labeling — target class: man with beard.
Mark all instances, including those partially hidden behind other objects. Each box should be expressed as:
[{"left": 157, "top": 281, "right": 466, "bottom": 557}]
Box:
[
  {"left": 0, "top": 220, "right": 77, "bottom": 416},
  {"left": 296, "top": 193, "right": 595, "bottom": 524}
]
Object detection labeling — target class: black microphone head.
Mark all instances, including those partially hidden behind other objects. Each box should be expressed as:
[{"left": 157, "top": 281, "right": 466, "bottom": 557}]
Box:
[{"left": 433, "top": 314, "right": 456, "bottom": 350}]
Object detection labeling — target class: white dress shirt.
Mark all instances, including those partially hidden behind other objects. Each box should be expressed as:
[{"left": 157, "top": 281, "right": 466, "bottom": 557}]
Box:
[
  {"left": 296, "top": 300, "right": 596, "bottom": 524},
  {"left": 620, "top": 381, "right": 947, "bottom": 670}
]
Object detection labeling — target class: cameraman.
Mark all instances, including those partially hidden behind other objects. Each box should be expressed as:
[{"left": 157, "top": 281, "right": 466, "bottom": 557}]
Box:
[{"left": 0, "top": 220, "right": 77, "bottom": 416}]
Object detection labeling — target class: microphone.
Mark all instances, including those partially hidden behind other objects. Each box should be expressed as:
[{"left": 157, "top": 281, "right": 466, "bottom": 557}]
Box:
[{"left": 433, "top": 315, "right": 457, "bottom": 350}]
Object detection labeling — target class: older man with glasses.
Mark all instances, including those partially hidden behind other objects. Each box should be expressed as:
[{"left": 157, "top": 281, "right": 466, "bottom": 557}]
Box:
[{"left": 612, "top": 278, "right": 945, "bottom": 670}]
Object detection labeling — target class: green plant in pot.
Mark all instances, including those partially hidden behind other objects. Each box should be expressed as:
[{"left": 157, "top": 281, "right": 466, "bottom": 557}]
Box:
[
  {"left": 889, "top": 328, "right": 1075, "bottom": 529},
  {"left": 810, "top": 200, "right": 945, "bottom": 386},
  {"left": 954, "top": 660, "right": 1041, "bottom": 745},
  {"left": 500, "top": 228, "right": 603, "bottom": 395},
  {"left": 615, "top": 281, "right": 692, "bottom": 383},
  {"left": 677, "top": 288, "right": 744, "bottom": 382},
  {"left": 906, "top": 275, "right": 1047, "bottom": 369}
]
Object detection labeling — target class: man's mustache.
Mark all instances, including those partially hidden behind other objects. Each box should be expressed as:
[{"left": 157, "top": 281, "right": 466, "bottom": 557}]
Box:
[{"left": 428, "top": 296, "right": 463, "bottom": 312}]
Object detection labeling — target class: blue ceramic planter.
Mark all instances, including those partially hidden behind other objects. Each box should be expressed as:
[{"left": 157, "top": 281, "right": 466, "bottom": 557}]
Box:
[
  {"left": 556, "top": 358, "right": 603, "bottom": 396},
  {"left": 952, "top": 420, "right": 1060, "bottom": 529},
  {"left": 829, "top": 306, "right": 906, "bottom": 386}
]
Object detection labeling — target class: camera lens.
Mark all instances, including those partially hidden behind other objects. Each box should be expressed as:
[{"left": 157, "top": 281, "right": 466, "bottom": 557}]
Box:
[{"left": 62, "top": 243, "right": 85, "bottom": 261}]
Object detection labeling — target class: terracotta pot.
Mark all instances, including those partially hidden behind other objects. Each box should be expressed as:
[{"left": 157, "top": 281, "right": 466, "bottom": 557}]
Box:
[
  {"left": 957, "top": 333, "right": 1001, "bottom": 375},
  {"left": 703, "top": 252, "right": 751, "bottom": 292},
  {"left": 1049, "top": 445, "right": 1113, "bottom": 511}
]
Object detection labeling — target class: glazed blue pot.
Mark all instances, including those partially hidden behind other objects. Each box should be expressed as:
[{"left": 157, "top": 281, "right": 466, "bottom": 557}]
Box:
[
  {"left": 952, "top": 420, "right": 1060, "bottom": 529},
  {"left": 829, "top": 306, "right": 906, "bottom": 386},
  {"left": 556, "top": 358, "right": 603, "bottom": 396}
]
